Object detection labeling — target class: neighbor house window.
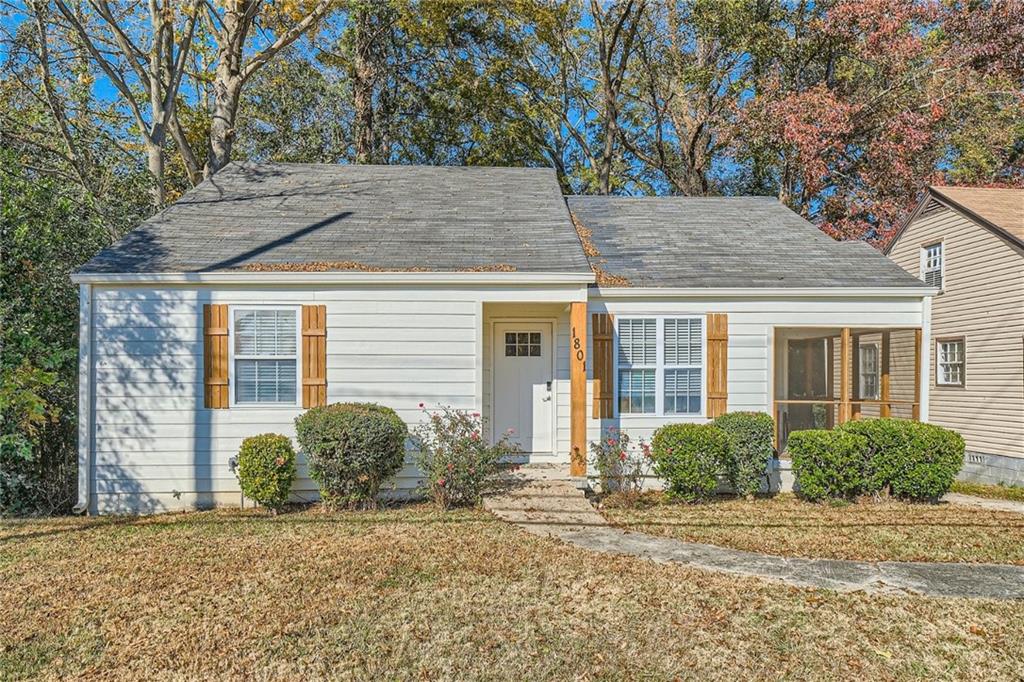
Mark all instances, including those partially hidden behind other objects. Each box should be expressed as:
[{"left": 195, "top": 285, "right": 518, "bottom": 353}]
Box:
[
  {"left": 936, "top": 338, "right": 965, "bottom": 387},
  {"left": 922, "top": 242, "right": 943, "bottom": 289},
  {"left": 858, "top": 343, "right": 880, "bottom": 400},
  {"left": 232, "top": 308, "right": 299, "bottom": 404},
  {"left": 617, "top": 317, "right": 703, "bottom": 416}
]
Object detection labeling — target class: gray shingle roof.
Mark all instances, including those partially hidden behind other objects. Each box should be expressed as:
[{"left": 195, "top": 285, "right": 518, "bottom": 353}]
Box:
[
  {"left": 567, "top": 196, "right": 928, "bottom": 289},
  {"left": 78, "top": 162, "right": 593, "bottom": 274}
]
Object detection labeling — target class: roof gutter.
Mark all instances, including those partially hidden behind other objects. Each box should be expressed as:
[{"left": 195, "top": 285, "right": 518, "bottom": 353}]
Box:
[
  {"left": 70, "top": 271, "right": 597, "bottom": 285},
  {"left": 592, "top": 286, "right": 939, "bottom": 299}
]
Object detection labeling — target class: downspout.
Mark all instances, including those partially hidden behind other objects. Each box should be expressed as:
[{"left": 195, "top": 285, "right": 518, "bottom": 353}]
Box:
[{"left": 72, "top": 282, "right": 93, "bottom": 514}]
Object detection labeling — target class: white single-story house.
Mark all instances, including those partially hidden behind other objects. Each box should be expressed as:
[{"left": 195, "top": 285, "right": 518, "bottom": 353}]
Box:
[{"left": 72, "top": 163, "right": 936, "bottom": 514}]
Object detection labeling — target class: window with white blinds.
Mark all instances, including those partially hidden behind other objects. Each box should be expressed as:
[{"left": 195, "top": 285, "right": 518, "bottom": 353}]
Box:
[
  {"left": 616, "top": 317, "right": 703, "bottom": 416},
  {"left": 232, "top": 308, "right": 299, "bottom": 404},
  {"left": 922, "top": 242, "right": 943, "bottom": 289},
  {"left": 618, "top": 318, "right": 656, "bottom": 414}
]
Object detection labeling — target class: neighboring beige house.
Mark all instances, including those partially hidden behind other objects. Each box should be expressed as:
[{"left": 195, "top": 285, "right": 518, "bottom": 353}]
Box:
[{"left": 886, "top": 186, "right": 1024, "bottom": 485}]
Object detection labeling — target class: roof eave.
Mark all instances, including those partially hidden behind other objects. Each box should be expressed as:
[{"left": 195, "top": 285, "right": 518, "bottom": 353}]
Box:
[
  {"left": 591, "top": 286, "right": 938, "bottom": 299},
  {"left": 70, "top": 270, "right": 597, "bottom": 286}
]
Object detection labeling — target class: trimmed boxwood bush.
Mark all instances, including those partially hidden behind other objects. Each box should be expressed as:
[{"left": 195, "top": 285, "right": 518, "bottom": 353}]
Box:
[
  {"left": 789, "top": 430, "right": 869, "bottom": 502},
  {"left": 839, "top": 418, "right": 965, "bottom": 501},
  {"left": 294, "top": 402, "right": 408, "bottom": 509},
  {"left": 713, "top": 411, "right": 774, "bottom": 497},
  {"left": 236, "top": 434, "right": 297, "bottom": 513},
  {"left": 651, "top": 423, "right": 730, "bottom": 502}
]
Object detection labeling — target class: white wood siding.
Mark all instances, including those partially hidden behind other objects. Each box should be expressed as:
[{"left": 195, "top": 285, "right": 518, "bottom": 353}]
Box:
[
  {"left": 85, "top": 284, "right": 926, "bottom": 513},
  {"left": 86, "top": 284, "right": 584, "bottom": 514},
  {"left": 888, "top": 206, "right": 1024, "bottom": 459},
  {"left": 584, "top": 295, "right": 926, "bottom": 445}
]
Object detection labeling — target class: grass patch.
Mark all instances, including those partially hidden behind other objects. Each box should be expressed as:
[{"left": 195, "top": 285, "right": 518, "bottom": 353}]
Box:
[
  {"left": 951, "top": 480, "right": 1024, "bottom": 503},
  {"left": 2, "top": 505, "right": 1023, "bottom": 679},
  {"left": 602, "top": 493, "right": 1024, "bottom": 564}
]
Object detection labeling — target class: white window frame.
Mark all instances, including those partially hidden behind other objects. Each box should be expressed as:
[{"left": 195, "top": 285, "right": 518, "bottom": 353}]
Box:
[
  {"left": 228, "top": 304, "right": 303, "bottom": 408},
  {"left": 614, "top": 316, "right": 706, "bottom": 418},
  {"left": 858, "top": 342, "right": 880, "bottom": 400},
  {"left": 921, "top": 241, "right": 944, "bottom": 290},
  {"left": 936, "top": 338, "right": 965, "bottom": 387}
]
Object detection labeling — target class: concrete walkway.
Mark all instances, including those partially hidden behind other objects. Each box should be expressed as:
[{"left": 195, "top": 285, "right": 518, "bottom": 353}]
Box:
[
  {"left": 943, "top": 491, "right": 1024, "bottom": 516},
  {"left": 484, "top": 470, "right": 1024, "bottom": 600}
]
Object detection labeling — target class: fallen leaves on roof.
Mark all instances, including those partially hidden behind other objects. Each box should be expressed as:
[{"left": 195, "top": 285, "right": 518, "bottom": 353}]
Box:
[
  {"left": 240, "top": 261, "right": 517, "bottom": 273},
  {"left": 570, "top": 211, "right": 631, "bottom": 287}
]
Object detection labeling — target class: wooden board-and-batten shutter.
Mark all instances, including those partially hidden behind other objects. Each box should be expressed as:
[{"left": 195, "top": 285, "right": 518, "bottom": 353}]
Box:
[
  {"left": 203, "top": 304, "right": 229, "bottom": 409},
  {"left": 706, "top": 313, "right": 728, "bottom": 419},
  {"left": 301, "top": 304, "right": 327, "bottom": 408},
  {"left": 592, "top": 313, "right": 614, "bottom": 418}
]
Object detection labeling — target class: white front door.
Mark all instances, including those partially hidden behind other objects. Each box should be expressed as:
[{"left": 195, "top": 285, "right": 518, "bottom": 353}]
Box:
[{"left": 493, "top": 322, "right": 554, "bottom": 456}]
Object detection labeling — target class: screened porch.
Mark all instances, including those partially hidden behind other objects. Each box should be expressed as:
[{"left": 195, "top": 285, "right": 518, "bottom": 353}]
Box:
[{"left": 773, "top": 327, "right": 924, "bottom": 452}]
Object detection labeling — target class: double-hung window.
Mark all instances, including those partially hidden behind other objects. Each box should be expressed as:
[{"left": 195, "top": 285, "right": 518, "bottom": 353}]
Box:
[
  {"left": 617, "top": 317, "right": 703, "bottom": 416},
  {"left": 232, "top": 308, "right": 300, "bottom": 405},
  {"left": 936, "top": 338, "right": 965, "bottom": 387},
  {"left": 922, "top": 242, "right": 943, "bottom": 289},
  {"left": 858, "top": 343, "right": 880, "bottom": 400}
]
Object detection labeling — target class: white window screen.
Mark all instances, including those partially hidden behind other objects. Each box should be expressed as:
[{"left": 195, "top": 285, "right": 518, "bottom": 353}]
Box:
[
  {"left": 937, "top": 340, "right": 964, "bottom": 386},
  {"left": 923, "top": 243, "right": 943, "bottom": 288},
  {"left": 618, "top": 319, "right": 656, "bottom": 365},
  {"left": 233, "top": 309, "right": 298, "bottom": 404}
]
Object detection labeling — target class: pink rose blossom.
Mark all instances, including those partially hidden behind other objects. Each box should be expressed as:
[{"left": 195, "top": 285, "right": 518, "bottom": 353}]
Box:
[
  {"left": 438, "top": 478, "right": 446, "bottom": 487},
  {"left": 471, "top": 432, "right": 480, "bottom": 441}
]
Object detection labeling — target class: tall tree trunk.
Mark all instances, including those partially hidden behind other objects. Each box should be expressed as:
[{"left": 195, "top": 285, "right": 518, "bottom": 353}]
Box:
[
  {"left": 353, "top": 6, "right": 376, "bottom": 164},
  {"left": 207, "top": 68, "right": 242, "bottom": 176}
]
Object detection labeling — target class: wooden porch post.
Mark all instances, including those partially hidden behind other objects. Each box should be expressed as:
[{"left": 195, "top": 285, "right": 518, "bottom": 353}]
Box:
[
  {"left": 839, "top": 328, "right": 851, "bottom": 424},
  {"left": 569, "top": 302, "right": 587, "bottom": 476},
  {"left": 880, "top": 331, "right": 891, "bottom": 418},
  {"left": 912, "top": 328, "right": 922, "bottom": 421}
]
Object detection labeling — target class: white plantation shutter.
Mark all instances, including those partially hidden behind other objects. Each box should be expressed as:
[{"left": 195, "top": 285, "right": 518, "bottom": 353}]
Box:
[
  {"left": 665, "top": 318, "right": 702, "bottom": 365},
  {"left": 618, "top": 318, "right": 656, "bottom": 365}
]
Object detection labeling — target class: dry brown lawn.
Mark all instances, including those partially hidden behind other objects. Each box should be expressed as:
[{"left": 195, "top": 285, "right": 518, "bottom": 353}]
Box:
[
  {"left": 603, "top": 493, "right": 1024, "bottom": 565},
  {"left": 2, "top": 505, "right": 1024, "bottom": 680}
]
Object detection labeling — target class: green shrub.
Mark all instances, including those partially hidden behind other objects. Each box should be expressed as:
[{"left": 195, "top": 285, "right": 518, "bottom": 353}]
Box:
[
  {"left": 294, "top": 402, "right": 408, "bottom": 509},
  {"left": 236, "top": 434, "right": 297, "bottom": 512},
  {"left": 713, "top": 411, "right": 775, "bottom": 497},
  {"left": 412, "top": 405, "right": 519, "bottom": 509},
  {"left": 839, "top": 418, "right": 964, "bottom": 501},
  {"left": 651, "top": 423, "right": 730, "bottom": 502},
  {"left": 789, "top": 430, "right": 869, "bottom": 502}
]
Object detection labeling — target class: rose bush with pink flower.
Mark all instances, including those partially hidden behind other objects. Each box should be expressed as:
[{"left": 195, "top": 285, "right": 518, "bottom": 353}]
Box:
[
  {"left": 588, "top": 427, "right": 652, "bottom": 498},
  {"left": 412, "top": 405, "right": 519, "bottom": 509}
]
